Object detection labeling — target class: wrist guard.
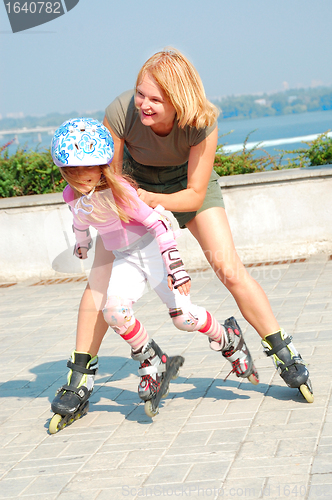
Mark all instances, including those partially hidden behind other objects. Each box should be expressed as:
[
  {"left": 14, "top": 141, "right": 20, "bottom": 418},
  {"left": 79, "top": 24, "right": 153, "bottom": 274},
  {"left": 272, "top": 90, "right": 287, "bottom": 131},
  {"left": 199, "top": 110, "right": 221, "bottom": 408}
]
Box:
[
  {"left": 72, "top": 225, "right": 93, "bottom": 259},
  {"left": 162, "top": 248, "right": 190, "bottom": 289}
]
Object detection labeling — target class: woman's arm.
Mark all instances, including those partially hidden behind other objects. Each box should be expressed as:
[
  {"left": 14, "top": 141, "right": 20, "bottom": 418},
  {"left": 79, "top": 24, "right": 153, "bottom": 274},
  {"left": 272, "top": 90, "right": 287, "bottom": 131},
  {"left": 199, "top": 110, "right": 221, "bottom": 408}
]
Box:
[
  {"left": 137, "top": 127, "right": 218, "bottom": 212},
  {"left": 104, "top": 113, "right": 218, "bottom": 212},
  {"left": 103, "top": 116, "right": 124, "bottom": 174}
]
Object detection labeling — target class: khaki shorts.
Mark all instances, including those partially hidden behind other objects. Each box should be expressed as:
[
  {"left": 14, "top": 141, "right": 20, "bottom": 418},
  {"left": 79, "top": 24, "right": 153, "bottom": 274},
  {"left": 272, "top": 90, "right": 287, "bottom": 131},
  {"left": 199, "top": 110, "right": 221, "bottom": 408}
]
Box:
[{"left": 123, "top": 149, "right": 225, "bottom": 228}]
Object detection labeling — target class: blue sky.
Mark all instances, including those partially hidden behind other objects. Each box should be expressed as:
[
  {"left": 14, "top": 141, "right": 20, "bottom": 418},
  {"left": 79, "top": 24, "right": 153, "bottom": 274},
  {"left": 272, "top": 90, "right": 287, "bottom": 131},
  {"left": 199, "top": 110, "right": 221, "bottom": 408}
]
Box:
[{"left": 1, "top": 0, "right": 332, "bottom": 117}]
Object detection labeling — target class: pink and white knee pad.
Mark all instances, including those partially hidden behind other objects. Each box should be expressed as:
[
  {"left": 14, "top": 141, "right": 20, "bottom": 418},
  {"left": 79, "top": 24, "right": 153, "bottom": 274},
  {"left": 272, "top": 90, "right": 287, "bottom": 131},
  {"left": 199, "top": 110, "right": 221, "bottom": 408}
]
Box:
[
  {"left": 103, "top": 296, "right": 136, "bottom": 335},
  {"left": 169, "top": 304, "right": 207, "bottom": 332}
]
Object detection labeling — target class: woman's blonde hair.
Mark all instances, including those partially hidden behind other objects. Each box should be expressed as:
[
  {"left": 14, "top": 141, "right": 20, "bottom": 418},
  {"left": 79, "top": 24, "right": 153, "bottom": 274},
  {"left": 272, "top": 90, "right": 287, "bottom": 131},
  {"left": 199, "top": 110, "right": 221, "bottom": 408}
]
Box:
[
  {"left": 59, "top": 164, "right": 138, "bottom": 225},
  {"left": 135, "top": 48, "right": 219, "bottom": 129}
]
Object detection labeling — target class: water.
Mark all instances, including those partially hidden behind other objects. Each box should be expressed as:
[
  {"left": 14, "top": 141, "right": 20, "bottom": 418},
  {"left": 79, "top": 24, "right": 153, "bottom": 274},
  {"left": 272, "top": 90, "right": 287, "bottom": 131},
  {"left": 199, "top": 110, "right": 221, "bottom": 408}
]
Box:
[
  {"left": 0, "top": 129, "right": 54, "bottom": 156},
  {"left": 217, "top": 109, "right": 332, "bottom": 162},
  {"left": 1, "top": 109, "right": 332, "bottom": 161}
]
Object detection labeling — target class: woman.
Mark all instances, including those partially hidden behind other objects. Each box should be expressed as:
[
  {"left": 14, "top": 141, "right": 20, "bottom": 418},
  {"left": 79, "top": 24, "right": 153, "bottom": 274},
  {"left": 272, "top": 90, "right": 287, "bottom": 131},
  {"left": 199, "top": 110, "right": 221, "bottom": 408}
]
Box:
[{"left": 77, "top": 48, "right": 312, "bottom": 402}]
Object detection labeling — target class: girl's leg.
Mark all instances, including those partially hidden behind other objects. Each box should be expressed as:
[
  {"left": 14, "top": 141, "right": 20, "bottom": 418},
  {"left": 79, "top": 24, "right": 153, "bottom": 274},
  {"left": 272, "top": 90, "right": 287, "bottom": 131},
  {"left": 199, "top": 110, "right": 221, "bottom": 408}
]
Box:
[
  {"left": 186, "top": 207, "right": 280, "bottom": 339},
  {"left": 102, "top": 249, "right": 167, "bottom": 401},
  {"left": 50, "top": 236, "right": 113, "bottom": 426},
  {"left": 76, "top": 235, "right": 114, "bottom": 356},
  {"left": 102, "top": 253, "right": 149, "bottom": 351},
  {"left": 160, "top": 283, "right": 259, "bottom": 383}
]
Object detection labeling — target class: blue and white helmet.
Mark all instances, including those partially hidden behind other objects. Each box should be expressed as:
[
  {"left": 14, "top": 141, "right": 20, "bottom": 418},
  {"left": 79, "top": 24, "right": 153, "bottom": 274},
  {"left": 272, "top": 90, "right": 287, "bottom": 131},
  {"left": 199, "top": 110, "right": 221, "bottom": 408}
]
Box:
[{"left": 51, "top": 118, "right": 114, "bottom": 167}]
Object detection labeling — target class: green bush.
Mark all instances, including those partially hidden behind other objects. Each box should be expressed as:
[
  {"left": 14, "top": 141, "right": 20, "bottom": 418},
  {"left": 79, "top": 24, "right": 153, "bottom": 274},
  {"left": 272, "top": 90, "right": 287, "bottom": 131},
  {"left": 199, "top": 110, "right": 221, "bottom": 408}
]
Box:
[
  {"left": 213, "top": 132, "right": 284, "bottom": 176},
  {"left": 0, "top": 144, "right": 64, "bottom": 197},
  {"left": 214, "top": 130, "right": 332, "bottom": 176},
  {"left": 282, "top": 131, "right": 332, "bottom": 168},
  {"left": 1, "top": 131, "right": 332, "bottom": 197}
]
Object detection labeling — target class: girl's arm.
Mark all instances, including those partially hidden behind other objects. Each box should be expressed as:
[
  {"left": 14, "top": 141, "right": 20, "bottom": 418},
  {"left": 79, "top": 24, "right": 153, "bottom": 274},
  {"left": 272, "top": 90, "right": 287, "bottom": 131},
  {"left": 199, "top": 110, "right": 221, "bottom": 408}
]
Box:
[
  {"left": 72, "top": 225, "right": 92, "bottom": 260},
  {"left": 141, "top": 207, "right": 191, "bottom": 295},
  {"left": 137, "top": 127, "right": 218, "bottom": 212},
  {"left": 63, "top": 186, "right": 92, "bottom": 259},
  {"left": 103, "top": 116, "right": 124, "bottom": 174}
]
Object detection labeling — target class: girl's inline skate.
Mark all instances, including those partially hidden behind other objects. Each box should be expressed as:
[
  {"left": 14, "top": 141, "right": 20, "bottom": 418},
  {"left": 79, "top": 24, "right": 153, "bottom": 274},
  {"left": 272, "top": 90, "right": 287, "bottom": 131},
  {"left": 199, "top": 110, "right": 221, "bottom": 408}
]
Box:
[
  {"left": 262, "top": 329, "right": 313, "bottom": 403},
  {"left": 210, "top": 316, "right": 259, "bottom": 385},
  {"left": 49, "top": 351, "right": 98, "bottom": 434},
  {"left": 132, "top": 339, "right": 184, "bottom": 417}
]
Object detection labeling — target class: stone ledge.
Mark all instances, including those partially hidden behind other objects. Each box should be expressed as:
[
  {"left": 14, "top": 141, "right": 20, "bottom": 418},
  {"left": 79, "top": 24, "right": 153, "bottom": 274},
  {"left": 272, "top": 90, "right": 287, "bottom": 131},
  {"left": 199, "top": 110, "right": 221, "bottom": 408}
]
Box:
[
  {"left": 1, "top": 165, "right": 332, "bottom": 209},
  {"left": 0, "top": 191, "right": 63, "bottom": 209},
  {"left": 218, "top": 165, "right": 332, "bottom": 188}
]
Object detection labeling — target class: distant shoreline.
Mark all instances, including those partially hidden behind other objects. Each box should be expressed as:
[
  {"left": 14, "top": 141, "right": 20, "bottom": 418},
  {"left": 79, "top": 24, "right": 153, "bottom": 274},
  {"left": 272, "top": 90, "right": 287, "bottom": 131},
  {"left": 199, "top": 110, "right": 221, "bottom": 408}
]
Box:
[
  {"left": 1, "top": 85, "right": 332, "bottom": 131},
  {"left": 214, "top": 85, "right": 332, "bottom": 121}
]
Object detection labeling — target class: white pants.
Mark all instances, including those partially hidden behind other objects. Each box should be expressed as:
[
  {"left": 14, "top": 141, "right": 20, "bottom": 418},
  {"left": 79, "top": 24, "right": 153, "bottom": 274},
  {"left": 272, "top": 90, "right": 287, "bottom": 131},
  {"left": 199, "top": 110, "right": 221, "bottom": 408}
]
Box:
[{"left": 106, "top": 233, "right": 204, "bottom": 318}]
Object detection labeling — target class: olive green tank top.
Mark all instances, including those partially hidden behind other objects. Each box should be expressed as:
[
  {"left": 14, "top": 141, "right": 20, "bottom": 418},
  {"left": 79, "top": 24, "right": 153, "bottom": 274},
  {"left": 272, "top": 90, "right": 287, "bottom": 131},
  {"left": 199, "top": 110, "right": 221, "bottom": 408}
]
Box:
[{"left": 105, "top": 90, "right": 217, "bottom": 167}]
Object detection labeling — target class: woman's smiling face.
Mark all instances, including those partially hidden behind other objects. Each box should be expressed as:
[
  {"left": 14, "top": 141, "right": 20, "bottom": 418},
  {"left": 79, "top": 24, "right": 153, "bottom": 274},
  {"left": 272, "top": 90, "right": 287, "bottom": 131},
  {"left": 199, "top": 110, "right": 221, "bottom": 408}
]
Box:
[{"left": 135, "top": 73, "right": 176, "bottom": 135}]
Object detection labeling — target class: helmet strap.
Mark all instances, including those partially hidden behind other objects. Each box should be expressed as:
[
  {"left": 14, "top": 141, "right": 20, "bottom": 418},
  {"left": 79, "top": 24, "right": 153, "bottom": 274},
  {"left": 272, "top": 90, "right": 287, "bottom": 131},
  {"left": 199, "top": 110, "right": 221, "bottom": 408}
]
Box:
[{"left": 74, "top": 186, "right": 96, "bottom": 215}]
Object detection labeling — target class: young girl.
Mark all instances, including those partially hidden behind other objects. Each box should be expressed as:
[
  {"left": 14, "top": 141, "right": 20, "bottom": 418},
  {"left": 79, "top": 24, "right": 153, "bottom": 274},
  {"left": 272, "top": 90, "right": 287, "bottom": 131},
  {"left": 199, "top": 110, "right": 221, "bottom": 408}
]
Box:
[{"left": 49, "top": 118, "right": 259, "bottom": 432}]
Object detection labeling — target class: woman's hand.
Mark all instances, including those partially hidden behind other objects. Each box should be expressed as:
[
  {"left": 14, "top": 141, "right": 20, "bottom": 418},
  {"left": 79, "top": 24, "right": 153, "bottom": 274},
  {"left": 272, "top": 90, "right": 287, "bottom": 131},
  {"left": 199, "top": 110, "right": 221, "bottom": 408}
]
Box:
[{"left": 137, "top": 188, "right": 157, "bottom": 208}]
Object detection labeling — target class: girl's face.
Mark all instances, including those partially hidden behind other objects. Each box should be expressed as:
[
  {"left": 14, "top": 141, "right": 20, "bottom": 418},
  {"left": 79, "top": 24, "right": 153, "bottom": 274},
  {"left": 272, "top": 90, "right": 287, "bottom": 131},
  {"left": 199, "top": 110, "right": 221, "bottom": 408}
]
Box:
[
  {"left": 68, "top": 165, "right": 102, "bottom": 194},
  {"left": 135, "top": 73, "right": 176, "bottom": 135}
]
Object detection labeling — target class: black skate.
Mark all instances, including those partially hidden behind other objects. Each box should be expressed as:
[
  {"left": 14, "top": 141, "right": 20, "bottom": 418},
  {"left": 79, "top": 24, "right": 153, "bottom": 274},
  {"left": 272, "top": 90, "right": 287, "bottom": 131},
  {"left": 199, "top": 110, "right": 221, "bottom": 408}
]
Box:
[
  {"left": 49, "top": 352, "right": 98, "bottom": 434},
  {"left": 210, "top": 316, "right": 259, "bottom": 385},
  {"left": 132, "top": 339, "right": 184, "bottom": 417},
  {"left": 144, "top": 355, "right": 184, "bottom": 417},
  {"left": 262, "top": 329, "right": 313, "bottom": 403}
]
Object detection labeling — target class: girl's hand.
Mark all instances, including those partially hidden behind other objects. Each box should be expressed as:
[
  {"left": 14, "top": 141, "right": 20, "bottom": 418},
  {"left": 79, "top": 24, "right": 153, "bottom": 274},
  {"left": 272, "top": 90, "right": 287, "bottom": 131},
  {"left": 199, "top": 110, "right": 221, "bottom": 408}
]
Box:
[
  {"left": 167, "top": 276, "right": 191, "bottom": 295},
  {"left": 137, "top": 188, "right": 157, "bottom": 207},
  {"left": 74, "top": 245, "right": 88, "bottom": 260}
]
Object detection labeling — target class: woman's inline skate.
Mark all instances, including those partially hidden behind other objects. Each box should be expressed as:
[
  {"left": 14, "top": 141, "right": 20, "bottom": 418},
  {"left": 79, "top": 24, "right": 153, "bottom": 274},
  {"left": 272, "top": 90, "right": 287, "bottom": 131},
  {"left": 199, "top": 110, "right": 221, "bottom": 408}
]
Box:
[
  {"left": 132, "top": 339, "right": 184, "bottom": 417},
  {"left": 209, "top": 316, "right": 259, "bottom": 385},
  {"left": 261, "top": 329, "right": 314, "bottom": 403},
  {"left": 49, "top": 351, "right": 98, "bottom": 434}
]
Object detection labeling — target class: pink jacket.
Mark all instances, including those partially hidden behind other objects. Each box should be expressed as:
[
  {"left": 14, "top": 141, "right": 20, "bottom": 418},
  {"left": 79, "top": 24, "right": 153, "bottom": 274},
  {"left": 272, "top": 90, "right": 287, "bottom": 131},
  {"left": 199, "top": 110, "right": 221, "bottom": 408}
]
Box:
[{"left": 63, "top": 178, "right": 177, "bottom": 253}]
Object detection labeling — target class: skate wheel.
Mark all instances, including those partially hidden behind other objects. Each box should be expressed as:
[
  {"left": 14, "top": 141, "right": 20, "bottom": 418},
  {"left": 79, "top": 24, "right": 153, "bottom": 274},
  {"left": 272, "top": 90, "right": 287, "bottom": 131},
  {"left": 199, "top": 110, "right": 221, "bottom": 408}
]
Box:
[
  {"left": 172, "top": 369, "right": 180, "bottom": 380},
  {"left": 74, "top": 401, "right": 89, "bottom": 422},
  {"left": 144, "top": 400, "right": 159, "bottom": 418},
  {"left": 49, "top": 414, "right": 62, "bottom": 434},
  {"left": 162, "top": 387, "right": 170, "bottom": 398},
  {"left": 248, "top": 372, "right": 259, "bottom": 385},
  {"left": 299, "top": 384, "right": 314, "bottom": 403}
]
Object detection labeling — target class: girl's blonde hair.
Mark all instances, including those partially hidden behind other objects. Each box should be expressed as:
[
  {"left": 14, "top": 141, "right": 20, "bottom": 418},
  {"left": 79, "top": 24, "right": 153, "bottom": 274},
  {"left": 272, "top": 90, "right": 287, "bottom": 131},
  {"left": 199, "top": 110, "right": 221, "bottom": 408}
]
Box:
[
  {"left": 135, "top": 48, "right": 219, "bottom": 129},
  {"left": 59, "top": 164, "right": 138, "bottom": 225}
]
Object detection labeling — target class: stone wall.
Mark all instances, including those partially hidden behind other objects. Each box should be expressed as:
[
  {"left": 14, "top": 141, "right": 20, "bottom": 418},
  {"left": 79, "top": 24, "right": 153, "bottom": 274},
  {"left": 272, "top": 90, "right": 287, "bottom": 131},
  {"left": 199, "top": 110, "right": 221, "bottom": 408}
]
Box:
[{"left": 1, "top": 166, "right": 331, "bottom": 281}]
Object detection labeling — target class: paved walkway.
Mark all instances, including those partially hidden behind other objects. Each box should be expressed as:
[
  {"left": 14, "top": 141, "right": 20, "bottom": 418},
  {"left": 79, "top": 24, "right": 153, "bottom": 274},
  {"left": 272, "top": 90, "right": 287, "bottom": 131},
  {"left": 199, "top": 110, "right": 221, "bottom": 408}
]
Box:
[{"left": 0, "top": 255, "right": 331, "bottom": 500}]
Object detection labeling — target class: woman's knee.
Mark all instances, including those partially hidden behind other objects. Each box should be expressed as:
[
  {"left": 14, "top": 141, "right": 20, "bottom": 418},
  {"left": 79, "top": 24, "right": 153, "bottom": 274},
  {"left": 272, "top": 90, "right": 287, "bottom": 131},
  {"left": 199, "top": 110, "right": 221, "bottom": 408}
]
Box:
[{"left": 213, "top": 260, "right": 250, "bottom": 289}]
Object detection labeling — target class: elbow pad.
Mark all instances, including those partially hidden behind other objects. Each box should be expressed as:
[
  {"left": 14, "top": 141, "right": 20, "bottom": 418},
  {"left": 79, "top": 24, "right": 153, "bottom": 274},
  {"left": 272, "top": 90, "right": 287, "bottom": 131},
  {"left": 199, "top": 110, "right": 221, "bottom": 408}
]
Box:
[{"left": 142, "top": 205, "right": 179, "bottom": 253}]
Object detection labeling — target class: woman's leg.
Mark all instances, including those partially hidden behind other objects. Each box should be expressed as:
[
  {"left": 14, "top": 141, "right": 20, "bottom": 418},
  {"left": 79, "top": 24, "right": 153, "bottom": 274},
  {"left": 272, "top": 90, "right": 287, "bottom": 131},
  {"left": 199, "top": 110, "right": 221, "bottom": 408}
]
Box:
[
  {"left": 186, "top": 207, "right": 280, "bottom": 338},
  {"left": 76, "top": 235, "right": 114, "bottom": 356}
]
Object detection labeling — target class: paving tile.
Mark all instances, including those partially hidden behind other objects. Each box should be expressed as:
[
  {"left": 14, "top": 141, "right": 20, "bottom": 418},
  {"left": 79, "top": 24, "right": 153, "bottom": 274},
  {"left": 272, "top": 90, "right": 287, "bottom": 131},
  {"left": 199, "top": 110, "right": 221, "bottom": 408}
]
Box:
[{"left": 0, "top": 257, "right": 331, "bottom": 498}]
